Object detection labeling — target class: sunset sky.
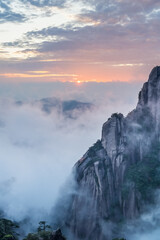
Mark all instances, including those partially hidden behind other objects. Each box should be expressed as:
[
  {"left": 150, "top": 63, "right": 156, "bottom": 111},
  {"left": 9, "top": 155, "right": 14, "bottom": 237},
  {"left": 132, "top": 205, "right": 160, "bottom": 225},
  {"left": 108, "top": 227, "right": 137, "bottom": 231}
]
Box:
[{"left": 0, "top": 0, "right": 160, "bottom": 83}]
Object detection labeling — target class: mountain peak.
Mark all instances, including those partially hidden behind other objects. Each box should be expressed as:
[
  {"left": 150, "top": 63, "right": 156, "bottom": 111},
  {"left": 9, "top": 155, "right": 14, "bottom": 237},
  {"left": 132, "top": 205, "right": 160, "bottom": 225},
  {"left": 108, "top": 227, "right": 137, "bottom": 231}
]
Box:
[
  {"left": 137, "top": 66, "right": 160, "bottom": 108},
  {"left": 148, "top": 66, "right": 160, "bottom": 83}
]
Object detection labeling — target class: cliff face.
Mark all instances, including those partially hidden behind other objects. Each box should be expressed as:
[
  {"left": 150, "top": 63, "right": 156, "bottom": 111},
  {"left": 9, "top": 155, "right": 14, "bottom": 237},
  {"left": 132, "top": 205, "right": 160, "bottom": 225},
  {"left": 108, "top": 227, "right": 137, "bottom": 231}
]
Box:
[{"left": 61, "top": 67, "right": 160, "bottom": 240}]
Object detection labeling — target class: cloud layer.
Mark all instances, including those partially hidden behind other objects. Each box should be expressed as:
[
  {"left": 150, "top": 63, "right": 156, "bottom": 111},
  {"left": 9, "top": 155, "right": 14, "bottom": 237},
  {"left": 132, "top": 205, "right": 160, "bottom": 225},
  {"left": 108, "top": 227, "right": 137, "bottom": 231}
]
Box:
[
  {"left": 0, "top": 81, "right": 139, "bottom": 232},
  {"left": 0, "top": 101, "right": 100, "bottom": 222}
]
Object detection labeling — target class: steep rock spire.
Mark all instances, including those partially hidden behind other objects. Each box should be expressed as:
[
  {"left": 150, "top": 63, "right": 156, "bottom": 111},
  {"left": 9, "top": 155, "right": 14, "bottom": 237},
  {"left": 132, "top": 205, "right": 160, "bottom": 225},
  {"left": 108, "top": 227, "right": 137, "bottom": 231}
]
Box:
[
  {"left": 137, "top": 66, "right": 160, "bottom": 107},
  {"left": 136, "top": 66, "right": 160, "bottom": 131}
]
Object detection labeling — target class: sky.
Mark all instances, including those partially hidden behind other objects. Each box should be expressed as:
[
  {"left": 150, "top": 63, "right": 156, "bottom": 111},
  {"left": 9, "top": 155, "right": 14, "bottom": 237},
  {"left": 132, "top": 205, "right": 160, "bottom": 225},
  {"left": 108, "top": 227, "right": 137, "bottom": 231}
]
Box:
[{"left": 0, "top": 0, "right": 160, "bottom": 83}]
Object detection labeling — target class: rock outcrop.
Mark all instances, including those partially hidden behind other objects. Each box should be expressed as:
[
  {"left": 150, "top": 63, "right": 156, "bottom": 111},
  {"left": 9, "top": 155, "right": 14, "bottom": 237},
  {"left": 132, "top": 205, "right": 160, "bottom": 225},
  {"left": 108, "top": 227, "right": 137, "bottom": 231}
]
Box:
[
  {"left": 56, "top": 66, "right": 160, "bottom": 240},
  {"left": 51, "top": 229, "right": 66, "bottom": 240}
]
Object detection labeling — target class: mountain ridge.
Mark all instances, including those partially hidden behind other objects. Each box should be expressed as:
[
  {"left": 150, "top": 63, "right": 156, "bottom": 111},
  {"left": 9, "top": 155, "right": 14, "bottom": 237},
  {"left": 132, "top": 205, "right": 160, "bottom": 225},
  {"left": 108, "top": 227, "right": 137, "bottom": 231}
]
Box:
[{"left": 16, "top": 97, "right": 93, "bottom": 118}]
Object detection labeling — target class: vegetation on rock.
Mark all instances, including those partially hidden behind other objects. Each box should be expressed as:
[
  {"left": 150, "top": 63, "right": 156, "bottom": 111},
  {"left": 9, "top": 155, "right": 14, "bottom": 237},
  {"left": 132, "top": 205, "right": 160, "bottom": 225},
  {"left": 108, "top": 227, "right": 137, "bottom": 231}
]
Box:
[
  {"left": 0, "top": 218, "right": 19, "bottom": 240},
  {"left": 123, "top": 141, "right": 160, "bottom": 202}
]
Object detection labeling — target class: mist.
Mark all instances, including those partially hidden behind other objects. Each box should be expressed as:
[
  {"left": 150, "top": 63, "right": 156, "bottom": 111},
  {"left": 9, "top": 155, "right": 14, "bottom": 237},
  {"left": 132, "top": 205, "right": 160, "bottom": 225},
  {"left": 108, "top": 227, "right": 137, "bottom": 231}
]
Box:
[
  {"left": 0, "top": 81, "right": 142, "bottom": 235},
  {"left": 0, "top": 102, "right": 99, "bottom": 219},
  {"left": 122, "top": 191, "right": 160, "bottom": 240}
]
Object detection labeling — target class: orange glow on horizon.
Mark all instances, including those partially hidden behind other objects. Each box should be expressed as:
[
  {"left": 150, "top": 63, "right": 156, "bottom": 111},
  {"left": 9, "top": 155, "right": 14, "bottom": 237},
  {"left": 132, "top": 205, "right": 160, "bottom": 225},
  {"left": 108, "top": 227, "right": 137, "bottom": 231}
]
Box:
[
  {"left": 0, "top": 63, "right": 149, "bottom": 83},
  {"left": 0, "top": 73, "right": 78, "bottom": 78}
]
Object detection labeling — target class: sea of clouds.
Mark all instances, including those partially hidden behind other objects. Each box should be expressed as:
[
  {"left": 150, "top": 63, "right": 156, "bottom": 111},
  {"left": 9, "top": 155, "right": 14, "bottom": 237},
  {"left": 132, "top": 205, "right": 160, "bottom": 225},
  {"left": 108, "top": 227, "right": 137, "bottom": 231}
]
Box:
[{"left": 0, "top": 81, "right": 143, "bottom": 236}]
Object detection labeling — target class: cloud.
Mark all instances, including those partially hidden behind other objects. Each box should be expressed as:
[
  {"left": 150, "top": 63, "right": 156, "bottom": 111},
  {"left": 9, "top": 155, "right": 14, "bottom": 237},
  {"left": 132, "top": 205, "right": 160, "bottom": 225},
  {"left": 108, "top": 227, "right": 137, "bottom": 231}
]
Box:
[
  {"left": 23, "top": 2, "right": 160, "bottom": 65},
  {"left": 22, "top": 0, "right": 66, "bottom": 8},
  {"left": 0, "top": 73, "right": 78, "bottom": 78},
  {"left": 0, "top": 12, "right": 25, "bottom": 23},
  {"left": 77, "top": 0, "right": 160, "bottom": 20},
  {"left": 0, "top": 101, "right": 100, "bottom": 223},
  {"left": 123, "top": 191, "right": 160, "bottom": 240},
  {"left": 0, "top": 81, "right": 142, "bottom": 103},
  {"left": 3, "top": 40, "right": 30, "bottom": 48},
  {"left": 1, "top": 0, "right": 160, "bottom": 82},
  {"left": 0, "top": 1, "right": 26, "bottom": 23}
]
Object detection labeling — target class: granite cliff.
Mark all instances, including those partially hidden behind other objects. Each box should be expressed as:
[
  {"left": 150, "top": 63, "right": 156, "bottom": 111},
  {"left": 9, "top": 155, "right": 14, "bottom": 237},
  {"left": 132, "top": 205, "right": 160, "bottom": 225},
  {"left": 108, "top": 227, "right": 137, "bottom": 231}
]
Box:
[{"left": 54, "top": 66, "right": 160, "bottom": 240}]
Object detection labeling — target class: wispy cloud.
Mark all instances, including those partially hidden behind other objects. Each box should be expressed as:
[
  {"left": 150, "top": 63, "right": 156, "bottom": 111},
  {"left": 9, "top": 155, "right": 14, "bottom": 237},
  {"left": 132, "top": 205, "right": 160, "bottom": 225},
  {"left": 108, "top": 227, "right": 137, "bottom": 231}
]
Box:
[
  {"left": 0, "top": 1, "right": 26, "bottom": 23},
  {"left": 0, "top": 72, "right": 78, "bottom": 79},
  {"left": 21, "top": 0, "right": 66, "bottom": 8}
]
